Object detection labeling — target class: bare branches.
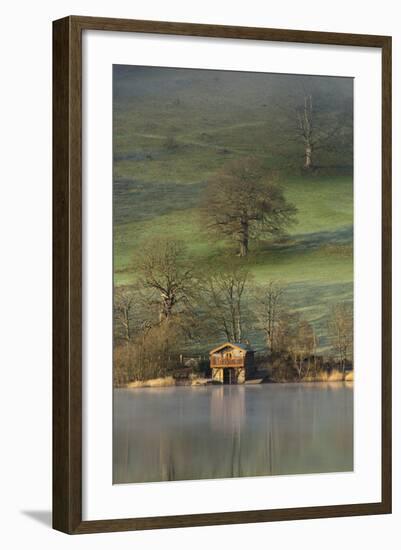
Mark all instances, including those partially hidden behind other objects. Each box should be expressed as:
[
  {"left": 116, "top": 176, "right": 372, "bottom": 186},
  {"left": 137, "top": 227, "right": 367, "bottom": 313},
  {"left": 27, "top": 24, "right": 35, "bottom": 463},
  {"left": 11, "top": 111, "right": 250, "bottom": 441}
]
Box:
[
  {"left": 114, "top": 285, "right": 153, "bottom": 344},
  {"left": 271, "top": 77, "right": 353, "bottom": 171},
  {"left": 327, "top": 302, "right": 353, "bottom": 373},
  {"left": 201, "top": 262, "right": 251, "bottom": 343},
  {"left": 287, "top": 319, "right": 316, "bottom": 380},
  {"left": 136, "top": 239, "right": 195, "bottom": 321},
  {"left": 114, "top": 287, "right": 135, "bottom": 343},
  {"left": 202, "top": 157, "right": 297, "bottom": 256},
  {"left": 294, "top": 94, "right": 315, "bottom": 169},
  {"left": 255, "top": 281, "right": 286, "bottom": 354}
]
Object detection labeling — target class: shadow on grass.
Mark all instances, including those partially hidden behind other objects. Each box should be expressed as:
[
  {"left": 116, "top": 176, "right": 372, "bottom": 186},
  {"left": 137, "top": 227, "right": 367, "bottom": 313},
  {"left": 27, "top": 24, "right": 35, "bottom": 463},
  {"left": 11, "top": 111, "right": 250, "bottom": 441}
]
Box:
[{"left": 265, "top": 226, "right": 353, "bottom": 254}]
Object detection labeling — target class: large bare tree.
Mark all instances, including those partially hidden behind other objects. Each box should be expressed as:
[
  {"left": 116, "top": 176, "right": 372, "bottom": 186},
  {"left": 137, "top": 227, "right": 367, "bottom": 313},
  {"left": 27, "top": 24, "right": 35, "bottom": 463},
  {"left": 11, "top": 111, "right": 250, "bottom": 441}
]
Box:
[
  {"left": 136, "top": 239, "right": 194, "bottom": 322},
  {"left": 202, "top": 157, "right": 297, "bottom": 257}
]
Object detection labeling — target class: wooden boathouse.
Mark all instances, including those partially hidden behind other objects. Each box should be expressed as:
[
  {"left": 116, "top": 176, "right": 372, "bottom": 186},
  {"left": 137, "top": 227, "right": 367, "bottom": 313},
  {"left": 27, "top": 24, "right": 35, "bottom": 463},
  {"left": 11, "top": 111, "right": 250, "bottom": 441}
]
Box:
[{"left": 209, "top": 342, "right": 255, "bottom": 384}]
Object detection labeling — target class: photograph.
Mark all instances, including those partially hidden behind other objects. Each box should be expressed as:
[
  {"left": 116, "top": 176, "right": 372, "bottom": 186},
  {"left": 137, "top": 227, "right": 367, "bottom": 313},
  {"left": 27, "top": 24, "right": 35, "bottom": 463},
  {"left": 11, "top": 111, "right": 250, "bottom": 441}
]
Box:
[{"left": 112, "top": 65, "right": 354, "bottom": 484}]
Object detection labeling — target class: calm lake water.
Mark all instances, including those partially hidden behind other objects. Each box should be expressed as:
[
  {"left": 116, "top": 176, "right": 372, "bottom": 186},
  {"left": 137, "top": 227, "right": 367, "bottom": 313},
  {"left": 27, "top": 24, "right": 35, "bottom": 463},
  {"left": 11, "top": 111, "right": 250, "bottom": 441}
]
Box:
[{"left": 113, "top": 383, "right": 353, "bottom": 484}]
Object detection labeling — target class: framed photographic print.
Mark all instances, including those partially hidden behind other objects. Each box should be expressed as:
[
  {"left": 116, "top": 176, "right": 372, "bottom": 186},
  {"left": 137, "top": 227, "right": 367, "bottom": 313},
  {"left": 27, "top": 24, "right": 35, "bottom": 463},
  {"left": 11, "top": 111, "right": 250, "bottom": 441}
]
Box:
[{"left": 53, "top": 16, "right": 392, "bottom": 534}]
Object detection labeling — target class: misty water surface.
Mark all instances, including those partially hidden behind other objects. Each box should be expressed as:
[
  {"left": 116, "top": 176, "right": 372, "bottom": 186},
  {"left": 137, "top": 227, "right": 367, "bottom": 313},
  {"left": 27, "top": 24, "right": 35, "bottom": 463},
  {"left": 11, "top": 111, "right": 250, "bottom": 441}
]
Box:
[{"left": 113, "top": 383, "right": 353, "bottom": 484}]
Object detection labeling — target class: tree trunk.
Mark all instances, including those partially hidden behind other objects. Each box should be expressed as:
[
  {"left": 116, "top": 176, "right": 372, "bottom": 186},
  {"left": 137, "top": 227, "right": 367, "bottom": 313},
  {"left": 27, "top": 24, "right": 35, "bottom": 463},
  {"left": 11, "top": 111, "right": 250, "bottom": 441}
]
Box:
[
  {"left": 239, "top": 220, "right": 249, "bottom": 257},
  {"left": 304, "top": 142, "right": 313, "bottom": 169},
  {"left": 122, "top": 308, "right": 131, "bottom": 343},
  {"left": 160, "top": 292, "right": 174, "bottom": 321},
  {"left": 236, "top": 311, "right": 242, "bottom": 343},
  {"left": 341, "top": 351, "right": 346, "bottom": 376}
]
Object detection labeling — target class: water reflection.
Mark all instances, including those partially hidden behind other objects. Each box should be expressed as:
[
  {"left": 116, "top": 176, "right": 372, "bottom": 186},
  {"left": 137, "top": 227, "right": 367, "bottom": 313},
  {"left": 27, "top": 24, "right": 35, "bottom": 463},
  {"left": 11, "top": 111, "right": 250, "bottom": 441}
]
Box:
[
  {"left": 210, "top": 385, "right": 245, "bottom": 431},
  {"left": 113, "top": 383, "right": 353, "bottom": 484}
]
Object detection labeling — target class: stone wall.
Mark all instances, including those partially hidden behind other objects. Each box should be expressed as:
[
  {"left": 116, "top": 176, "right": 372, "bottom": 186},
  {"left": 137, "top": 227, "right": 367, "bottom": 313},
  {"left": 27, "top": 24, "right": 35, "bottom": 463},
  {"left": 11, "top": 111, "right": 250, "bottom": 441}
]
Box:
[
  {"left": 212, "top": 368, "right": 223, "bottom": 383},
  {"left": 211, "top": 367, "right": 246, "bottom": 384},
  {"left": 237, "top": 368, "right": 246, "bottom": 384}
]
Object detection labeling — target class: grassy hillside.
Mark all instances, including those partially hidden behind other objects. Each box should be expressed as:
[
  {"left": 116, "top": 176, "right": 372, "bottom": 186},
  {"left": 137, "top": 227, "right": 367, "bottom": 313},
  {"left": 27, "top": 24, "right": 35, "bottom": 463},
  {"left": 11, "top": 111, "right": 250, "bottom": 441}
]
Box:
[
  {"left": 113, "top": 66, "right": 353, "bottom": 350},
  {"left": 114, "top": 175, "right": 353, "bottom": 284}
]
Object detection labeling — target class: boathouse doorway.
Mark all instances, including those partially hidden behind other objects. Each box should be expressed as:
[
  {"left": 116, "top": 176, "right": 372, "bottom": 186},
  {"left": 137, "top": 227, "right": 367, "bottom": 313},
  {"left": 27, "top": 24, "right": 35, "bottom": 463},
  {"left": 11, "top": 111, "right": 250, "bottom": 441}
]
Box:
[{"left": 223, "top": 368, "right": 234, "bottom": 384}]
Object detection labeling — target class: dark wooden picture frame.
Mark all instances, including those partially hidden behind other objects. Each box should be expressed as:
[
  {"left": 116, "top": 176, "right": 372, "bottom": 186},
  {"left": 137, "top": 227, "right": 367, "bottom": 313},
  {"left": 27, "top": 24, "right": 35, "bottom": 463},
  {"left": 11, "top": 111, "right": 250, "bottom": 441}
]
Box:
[{"left": 53, "top": 15, "right": 392, "bottom": 534}]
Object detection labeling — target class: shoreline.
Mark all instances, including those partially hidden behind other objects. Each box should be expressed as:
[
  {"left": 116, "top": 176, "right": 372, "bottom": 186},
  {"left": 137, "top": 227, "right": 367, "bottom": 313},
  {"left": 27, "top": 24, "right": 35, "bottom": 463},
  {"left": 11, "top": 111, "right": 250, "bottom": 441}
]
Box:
[{"left": 117, "top": 371, "right": 354, "bottom": 389}]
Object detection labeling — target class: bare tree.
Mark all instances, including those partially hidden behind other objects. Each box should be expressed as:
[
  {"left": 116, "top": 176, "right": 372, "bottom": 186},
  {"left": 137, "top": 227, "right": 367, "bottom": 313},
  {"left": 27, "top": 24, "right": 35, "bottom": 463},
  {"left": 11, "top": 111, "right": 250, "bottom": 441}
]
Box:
[
  {"left": 202, "top": 263, "right": 251, "bottom": 343},
  {"left": 297, "top": 320, "right": 316, "bottom": 378},
  {"left": 255, "top": 281, "right": 286, "bottom": 354},
  {"left": 274, "top": 310, "right": 297, "bottom": 354},
  {"left": 296, "top": 94, "right": 314, "bottom": 170},
  {"left": 114, "top": 284, "right": 158, "bottom": 342},
  {"left": 202, "top": 157, "right": 297, "bottom": 257},
  {"left": 294, "top": 88, "right": 352, "bottom": 171},
  {"left": 133, "top": 321, "right": 183, "bottom": 380},
  {"left": 136, "top": 239, "right": 194, "bottom": 322},
  {"left": 114, "top": 286, "right": 135, "bottom": 343},
  {"left": 286, "top": 318, "right": 315, "bottom": 381},
  {"left": 268, "top": 77, "right": 353, "bottom": 171},
  {"left": 328, "top": 302, "right": 353, "bottom": 374}
]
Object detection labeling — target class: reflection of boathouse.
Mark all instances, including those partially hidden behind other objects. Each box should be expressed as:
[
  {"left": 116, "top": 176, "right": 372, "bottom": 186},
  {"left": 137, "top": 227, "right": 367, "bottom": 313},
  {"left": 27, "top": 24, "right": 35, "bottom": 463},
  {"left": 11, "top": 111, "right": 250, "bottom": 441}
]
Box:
[{"left": 209, "top": 342, "right": 254, "bottom": 384}]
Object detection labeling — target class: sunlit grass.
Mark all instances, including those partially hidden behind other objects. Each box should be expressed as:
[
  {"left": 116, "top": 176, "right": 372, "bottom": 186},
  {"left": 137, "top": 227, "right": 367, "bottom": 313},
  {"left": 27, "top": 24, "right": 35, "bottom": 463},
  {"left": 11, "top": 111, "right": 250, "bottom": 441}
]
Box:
[{"left": 114, "top": 175, "right": 353, "bottom": 287}]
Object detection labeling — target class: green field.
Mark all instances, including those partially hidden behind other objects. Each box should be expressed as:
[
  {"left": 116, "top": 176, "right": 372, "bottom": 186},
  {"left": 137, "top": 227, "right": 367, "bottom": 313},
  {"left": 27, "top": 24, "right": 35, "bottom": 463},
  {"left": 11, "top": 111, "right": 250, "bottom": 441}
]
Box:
[
  {"left": 114, "top": 175, "right": 353, "bottom": 285},
  {"left": 113, "top": 66, "right": 353, "bottom": 349}
]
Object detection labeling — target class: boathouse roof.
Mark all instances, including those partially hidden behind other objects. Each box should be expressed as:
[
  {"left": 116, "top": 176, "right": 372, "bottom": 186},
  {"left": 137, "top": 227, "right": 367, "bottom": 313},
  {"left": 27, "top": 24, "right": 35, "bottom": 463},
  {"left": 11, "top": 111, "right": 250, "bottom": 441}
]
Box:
[{"left": 209, "top": 342, "right": 254, "bottom": 355}]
